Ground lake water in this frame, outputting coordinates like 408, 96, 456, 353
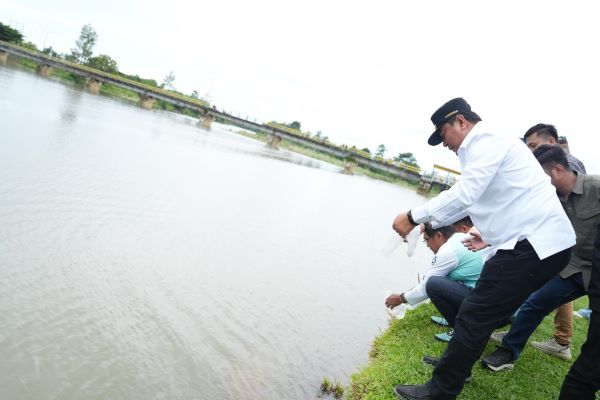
0, 64, 431, 399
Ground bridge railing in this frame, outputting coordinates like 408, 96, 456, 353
266, 122, 332, 143
264, 123, 422, 174
265, 122, 334, 145
352, 149, 421, 174
394, 161, 421, 174
0, 40, 210, 109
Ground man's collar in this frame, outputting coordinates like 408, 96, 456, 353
572, 172, 584, 195
458, 122, 483, 151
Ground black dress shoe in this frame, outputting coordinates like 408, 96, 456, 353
394, 384, 432, 399
421, 356, 472, 383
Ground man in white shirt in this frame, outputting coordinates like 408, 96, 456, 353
390, 98, 575, 400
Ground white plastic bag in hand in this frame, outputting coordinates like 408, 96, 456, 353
404, 225, 421, 257
381, 225, 421, 257
387, 303, 408, 319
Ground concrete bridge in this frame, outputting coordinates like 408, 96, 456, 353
0, 40, 422, 182
0, 40, 212, 112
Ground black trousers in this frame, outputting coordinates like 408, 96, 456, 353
559, 310, 600, 399
428, 240, 572, 399
558, 219, 600, 399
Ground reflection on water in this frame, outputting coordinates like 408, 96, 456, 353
60, 87, 83, 124
170, 114, 335, 172
0, 64, 430, 399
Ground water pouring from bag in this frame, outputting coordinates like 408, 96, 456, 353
381, 225, 421, 257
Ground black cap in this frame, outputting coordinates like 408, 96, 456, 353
428, 98, 481, 146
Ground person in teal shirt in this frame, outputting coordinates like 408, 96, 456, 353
385, 224, 484, 343
424, 224, 484, 341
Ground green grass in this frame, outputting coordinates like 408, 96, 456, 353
17, 58, 79, 84
320, 376, 345, 399
347, 298, 592, 400
14, 57, 139, 104
17, 57, 38, 70
99, 83, 139, 103
321, 376, 332, 393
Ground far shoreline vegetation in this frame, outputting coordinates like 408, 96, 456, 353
0, 22, 434, 193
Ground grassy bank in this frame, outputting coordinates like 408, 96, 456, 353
14, 57, 201, 113
17, 57, 137, 101
17, 57, 78, 83
347, 298, 591, 400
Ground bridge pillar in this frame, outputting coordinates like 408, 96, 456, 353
417, 180, 432, 196
342, 161, 357, 175
138, 94, 155, 110
200, 114, 214, 130
0, 51, 8, 63
36, 64, 53, 77
85, 78, 102, 94
267, 134, 282, 149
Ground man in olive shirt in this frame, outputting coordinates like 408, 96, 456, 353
482, 144, 600, 371
559, 221, 600, 399
523, 123, 587, 360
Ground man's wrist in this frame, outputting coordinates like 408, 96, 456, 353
407, 210, 417, 226
400, 293, 407, 303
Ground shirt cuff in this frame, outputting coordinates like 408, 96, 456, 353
403, 288, 425, 306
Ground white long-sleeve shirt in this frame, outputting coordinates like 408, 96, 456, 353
411, 123, 575, 260
404, 233, 482, 305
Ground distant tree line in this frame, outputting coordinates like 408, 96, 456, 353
0, 22, 209, 115
0, 22, 23, 43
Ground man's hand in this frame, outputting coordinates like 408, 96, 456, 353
385, 293, 405, 309
462, 227, 489, 251
392, 213, 414, 238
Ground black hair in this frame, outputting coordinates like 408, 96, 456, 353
447, 112, 482, 125
524, 123, 559, 141
423, 224, 455, 240
452, 216, 473, 228
533, 144, 570, 170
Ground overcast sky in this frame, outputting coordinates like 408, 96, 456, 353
3, 0, 600, 172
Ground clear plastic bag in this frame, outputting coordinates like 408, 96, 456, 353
381, 225, 421, 257
405, 225, 421, 257
387, 303, 408, 319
